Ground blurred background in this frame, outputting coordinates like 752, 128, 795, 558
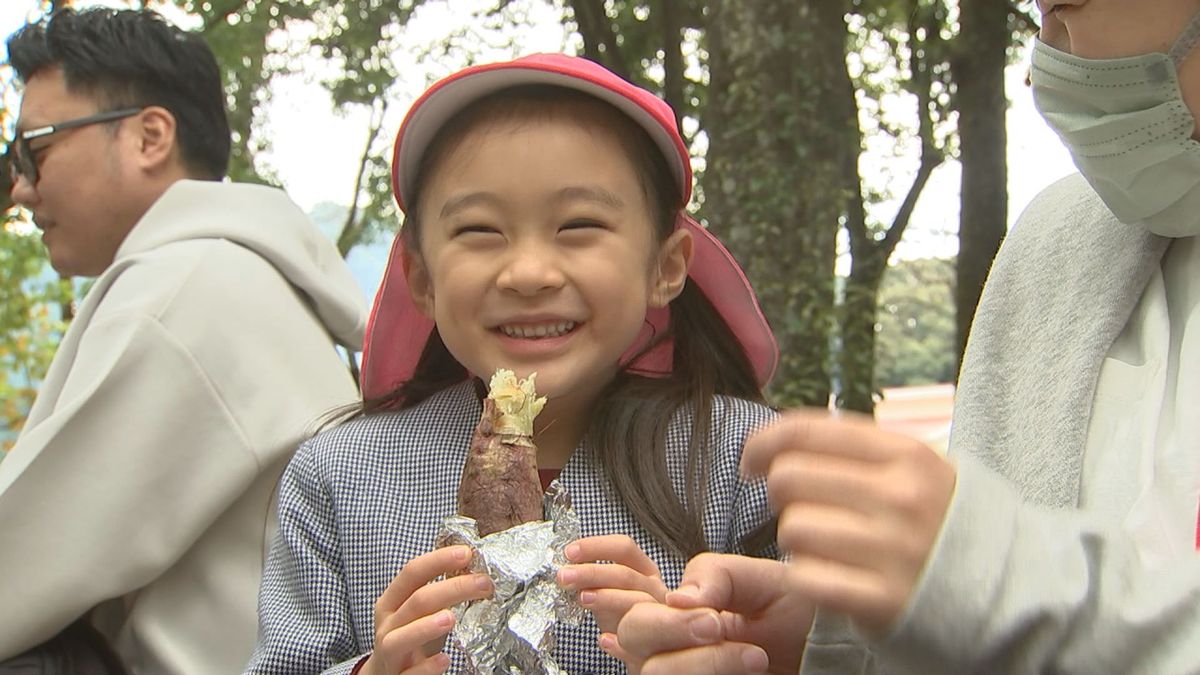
0, 0, 1073, 452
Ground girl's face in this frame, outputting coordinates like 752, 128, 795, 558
406, 114, 691, 431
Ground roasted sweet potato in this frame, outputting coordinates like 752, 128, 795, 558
458, 370, 546, 536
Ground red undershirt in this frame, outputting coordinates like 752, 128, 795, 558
539, 468, 561, 492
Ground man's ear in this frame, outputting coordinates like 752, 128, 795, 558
131, 106, 179, 173
650, 227, 693, 308
403, 246, 436, 318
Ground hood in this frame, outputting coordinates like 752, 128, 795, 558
116, 179, 366, 349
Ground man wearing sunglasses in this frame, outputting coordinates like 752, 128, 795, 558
0, 8, 366, 674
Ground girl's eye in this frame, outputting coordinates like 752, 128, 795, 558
452, 224, 500, 237
560, 219, 605, 232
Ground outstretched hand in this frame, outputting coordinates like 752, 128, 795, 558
609, 553, 813, 675
742, 409, 956, 636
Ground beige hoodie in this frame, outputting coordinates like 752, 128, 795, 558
0, 180, 366, 674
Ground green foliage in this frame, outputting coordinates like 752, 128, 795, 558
153, 0, 426, 188
874, 257, 956, 387
1, 68, 13, 217
167, 0, 313, 184
0, 68, 73, 454
0, 216, 73, 453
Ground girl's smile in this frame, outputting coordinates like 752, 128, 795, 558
492, 318, 582, 360
495, 320, 579, 339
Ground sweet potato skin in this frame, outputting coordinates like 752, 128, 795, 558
458, 398, 543, 536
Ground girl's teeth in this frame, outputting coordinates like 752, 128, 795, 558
500, 321, 576, 338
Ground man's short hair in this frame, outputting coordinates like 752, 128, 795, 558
6, 7, 231, 180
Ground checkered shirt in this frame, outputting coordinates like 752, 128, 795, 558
246, 381, 778, 674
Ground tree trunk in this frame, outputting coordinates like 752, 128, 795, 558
701, 0, 843, 407
830, 0, 945, 414
953, 0, 1010, 374
658, 0, 686, 134
840, 250, 887, 413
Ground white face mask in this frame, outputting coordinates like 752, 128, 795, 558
1030, 12, 1200, 238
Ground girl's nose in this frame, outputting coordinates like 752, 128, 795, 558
496, 244, 565, 296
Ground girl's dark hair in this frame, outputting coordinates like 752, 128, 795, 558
7, 7, 231, 180
358, 86, 772, 558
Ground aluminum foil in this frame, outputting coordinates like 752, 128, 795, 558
437, 480, 583, 674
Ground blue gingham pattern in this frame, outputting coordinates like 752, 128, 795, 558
246, 381, 778, 674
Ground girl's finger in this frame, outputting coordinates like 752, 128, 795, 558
380, 572, 493, 635
376, 546, 473, 620
559, 563, 666, 599
566, 535, 661, 577
375, 609, 456, 671
580, 587, 659, 632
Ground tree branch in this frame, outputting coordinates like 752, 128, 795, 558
881, 152, 941, 256
879, 0, 945, 257
337, 99, 387, 257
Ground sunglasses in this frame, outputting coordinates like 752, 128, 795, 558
7, 107, 144, 185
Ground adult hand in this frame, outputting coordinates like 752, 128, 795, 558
742, 410, 955, 637
609, 553, 813, 675
557, 534, 668, 634
363, 545, 493, 675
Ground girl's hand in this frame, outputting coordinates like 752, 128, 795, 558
363, 545, 494, 675
557, 534, 669, 635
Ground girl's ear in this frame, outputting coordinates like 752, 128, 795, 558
650, 227, 693, 308
402, 247, 436, 318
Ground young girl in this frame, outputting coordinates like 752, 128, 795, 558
247, 53, 781, 675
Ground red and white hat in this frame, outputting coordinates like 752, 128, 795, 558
361, 53, 778, 399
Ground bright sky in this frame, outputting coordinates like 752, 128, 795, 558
0, 1, 1077, 263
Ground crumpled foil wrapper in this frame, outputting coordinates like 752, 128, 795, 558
436, 480, 584, 674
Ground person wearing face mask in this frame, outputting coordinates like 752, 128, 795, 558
606, 3, 1200, 674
